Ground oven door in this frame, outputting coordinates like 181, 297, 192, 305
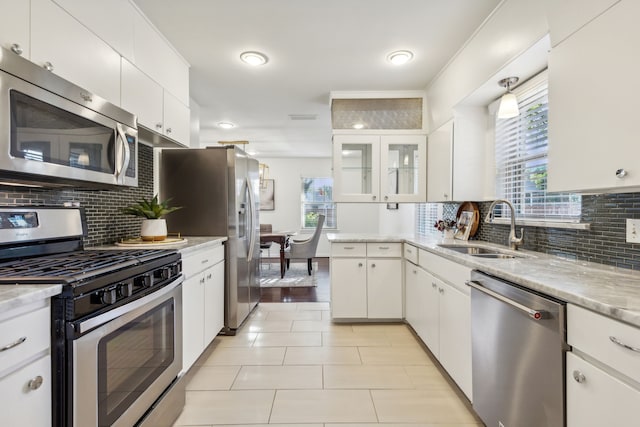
73, 278, 182, 427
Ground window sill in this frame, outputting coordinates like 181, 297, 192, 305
490, 218, 591, 230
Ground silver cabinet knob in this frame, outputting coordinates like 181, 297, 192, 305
155, 123, 163, 130
443, 193, 449, 199
572, 370, 586, 383
10, 43, 23, 55
42, 62, 54, 72
439, 288, 444, 294
166, 127, 172, 134
432, 283, 437, 289
358, 262, 363, 267
372, 195, 377, 201
28, 376, 44, 390
80, 92, 93, 103
371, 263, 376, 268
384, 195, 388, 201
616, 169, 627, 179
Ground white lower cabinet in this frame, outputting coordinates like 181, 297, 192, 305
404, 245, 472, 400
566, 304, 640, 426
180, 243, 225, 372
566, 352, 640, 426
330, 242, 402, 320
0, 299, 51, 427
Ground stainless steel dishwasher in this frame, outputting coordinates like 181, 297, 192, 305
469, 270, 567, 427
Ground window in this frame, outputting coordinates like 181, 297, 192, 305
301, 177, 337, 229
494, 71, 581, 221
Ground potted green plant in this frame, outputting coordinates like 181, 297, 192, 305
122, 194, 181, 241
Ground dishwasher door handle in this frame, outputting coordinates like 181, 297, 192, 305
467, 281, 546, 320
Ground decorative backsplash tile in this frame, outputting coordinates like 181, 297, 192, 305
422, 193, 640, 271
331, 98, 423, 129
0, 144, 154, 247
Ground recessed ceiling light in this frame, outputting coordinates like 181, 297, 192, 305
387, 50, 414, 65
240, 51, 268, 66
352, 123, 365, 130
217, 122, 235, 129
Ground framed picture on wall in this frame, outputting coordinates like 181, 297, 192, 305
260, 179, 275, 210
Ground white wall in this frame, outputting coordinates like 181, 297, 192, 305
257, 156, 417, 256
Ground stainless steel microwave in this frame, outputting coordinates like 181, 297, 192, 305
0, 47, 137, 188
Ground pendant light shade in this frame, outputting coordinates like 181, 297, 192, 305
497, 77, 520, 119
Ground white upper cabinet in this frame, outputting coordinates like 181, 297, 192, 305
52, 0, 136, 61
121, 58, 164, 129
31, 0, 122, 104
121, 59, 190, 146
333, 133, 426, 203
0, 0, 30, 58
133, 12, 189, 105
546, 0, 621, 47
547, 0, 640, 193
427, 120, 453, 202
427, 108, 486, 202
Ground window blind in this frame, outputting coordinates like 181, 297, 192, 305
494, 72, 581, 220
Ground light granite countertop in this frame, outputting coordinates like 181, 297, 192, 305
0, 237, 227, 314
0, 284, 62, 313
327, 233, 640, 328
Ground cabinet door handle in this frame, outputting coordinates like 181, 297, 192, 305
572, 370, 586, 383
439, 288, 444, 294
609, 336, 640, 353
202, 259, 210, 264
378, 246, 389, 250
358, 263, 363, 267
412, 269, 417, 274
406, 249, 413, 254
28, 376, 44, 390
11, 43, 23, 55
615, 169, 627, 179
371, 263, 376, 268
166, 127, 173, 134
200, 277, 205, 284
432, 283, 437, 289
343, 246, 355, 250
0, 336, 27, 352
207, 274, 212, 279
372, 195, 377, 201
155, 123, 163, 130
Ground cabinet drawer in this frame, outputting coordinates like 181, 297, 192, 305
331, 242, 366, 257
182, 244, 224, 278
0, 303, 50, 373
0, 355, 51, 426
568, 304, 640, 382
367, 242, 402, 257
418, 249, 471, 294
404, 243, 418, 264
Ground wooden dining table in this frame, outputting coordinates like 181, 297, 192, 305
259, 231, 295, 278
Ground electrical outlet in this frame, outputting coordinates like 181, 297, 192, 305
626, 219, 640, 243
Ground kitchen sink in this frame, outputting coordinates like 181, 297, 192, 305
437, 244, 529, 259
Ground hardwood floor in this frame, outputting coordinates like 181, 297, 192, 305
259, 257, 330, 303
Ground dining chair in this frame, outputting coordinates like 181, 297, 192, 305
284, 214, 325, 275
260, 224, 273, 269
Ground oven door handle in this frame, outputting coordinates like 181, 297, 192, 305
77, 276, 183, 334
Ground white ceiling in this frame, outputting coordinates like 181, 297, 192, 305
133, 0, 502, 158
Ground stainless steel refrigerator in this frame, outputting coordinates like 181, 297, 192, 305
160, 146, 260, 334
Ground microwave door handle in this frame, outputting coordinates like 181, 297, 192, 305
115, 124, 131, 183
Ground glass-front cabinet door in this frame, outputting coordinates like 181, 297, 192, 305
333, 135, 380, 202
380, 135, 427, 203
333, 134, 426, 203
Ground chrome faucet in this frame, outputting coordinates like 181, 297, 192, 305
484, 199, 524, 250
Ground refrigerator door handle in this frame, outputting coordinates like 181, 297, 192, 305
246, 178, 257, 262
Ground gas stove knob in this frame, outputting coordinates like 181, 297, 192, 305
100, 288, 117, 305
160, 267, 171, 280
118, 282, 133, 298
135, 274, 151, 288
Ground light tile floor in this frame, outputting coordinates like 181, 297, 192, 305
173, 302, 482, 427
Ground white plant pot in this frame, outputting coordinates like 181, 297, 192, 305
443, 228, 455, 241
140, 219, 167, 241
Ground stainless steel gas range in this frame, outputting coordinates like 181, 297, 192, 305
0, 207, 184, 427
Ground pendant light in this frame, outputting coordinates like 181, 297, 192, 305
497, 77, 519, 119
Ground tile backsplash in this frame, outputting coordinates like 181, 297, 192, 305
430, 193, 640, 271
0, 144, 154, 247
